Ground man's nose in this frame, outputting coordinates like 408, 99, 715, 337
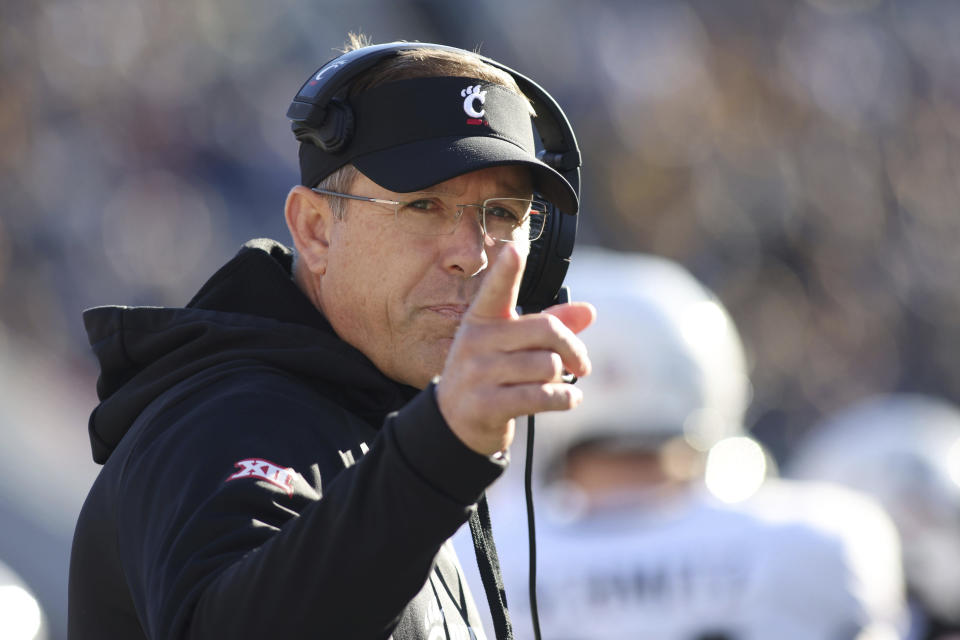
442, 205, 491, 277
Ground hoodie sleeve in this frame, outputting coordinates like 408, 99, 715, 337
113, 370, 505, 639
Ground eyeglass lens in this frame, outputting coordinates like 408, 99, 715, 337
395, 197, 547, 242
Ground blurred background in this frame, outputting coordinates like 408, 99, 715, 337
2, 0, 960, 637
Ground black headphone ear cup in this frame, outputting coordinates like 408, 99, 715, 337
519, 202, 575, 313
292, 98, 355, 153
519, 214, 548, 308
315, 99, 354, 153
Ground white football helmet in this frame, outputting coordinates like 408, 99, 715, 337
787, 393, 960, 625
543, 246, 752, 461
0, 559, 47, 640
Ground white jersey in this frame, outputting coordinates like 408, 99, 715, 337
457, 477, 908, 640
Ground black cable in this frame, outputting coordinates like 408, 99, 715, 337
521, 285, 572, 640
525, 413, 542, 640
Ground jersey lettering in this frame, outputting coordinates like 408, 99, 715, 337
226, 458, 296, 496
338, 441, 370, 469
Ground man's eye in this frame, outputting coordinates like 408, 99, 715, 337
487, 206, 522, 222
406, 199, 441, 211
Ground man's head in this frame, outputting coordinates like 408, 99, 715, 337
284, 38, 577, 389
291, 38, 578, 216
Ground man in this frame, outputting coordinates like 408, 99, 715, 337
68, 37, 594, 639
464, 247, 909, 640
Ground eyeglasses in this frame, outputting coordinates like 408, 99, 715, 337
310, 188, 550, 243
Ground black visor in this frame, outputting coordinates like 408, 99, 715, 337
299, 76, 579, 215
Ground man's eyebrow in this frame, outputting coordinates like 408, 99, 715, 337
409, 176, 534, 199
408, 186, 534, 199
497, 184, 534, 197
477, 179, 536, 198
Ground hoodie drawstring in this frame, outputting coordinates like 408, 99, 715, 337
469, 493, 513, 640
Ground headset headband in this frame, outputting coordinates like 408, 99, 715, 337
287, 41, 582, 201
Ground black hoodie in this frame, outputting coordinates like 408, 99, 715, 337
68, 239, 505, 639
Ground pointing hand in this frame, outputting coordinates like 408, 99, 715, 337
436, 244, 596, 456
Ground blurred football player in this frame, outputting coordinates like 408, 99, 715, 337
788, 393, 960, 640
457, 246, 909, 640
0, 558, 47, 640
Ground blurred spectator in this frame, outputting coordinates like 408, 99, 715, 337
456, 247, 909, 640
0, 332, 99, 640
787, 393, 960, 640
3, 0, 960, 462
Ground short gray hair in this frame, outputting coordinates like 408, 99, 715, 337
314, 164, 360, 219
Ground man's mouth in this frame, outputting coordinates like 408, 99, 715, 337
427, 304, 469, 320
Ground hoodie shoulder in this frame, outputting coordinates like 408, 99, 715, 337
81, 239, 417, 466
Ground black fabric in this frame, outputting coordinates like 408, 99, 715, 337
70, 238, 508, 640
298, 76, 578, 215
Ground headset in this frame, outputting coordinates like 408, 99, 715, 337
286, 42, 582, 313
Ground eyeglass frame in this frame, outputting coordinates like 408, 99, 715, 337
309, 187, 550, 243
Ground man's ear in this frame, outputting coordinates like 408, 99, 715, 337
285, 186, 333, 275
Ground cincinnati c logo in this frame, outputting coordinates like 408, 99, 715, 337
461, 85, 488, 125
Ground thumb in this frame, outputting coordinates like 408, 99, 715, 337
468, 244, 526, 320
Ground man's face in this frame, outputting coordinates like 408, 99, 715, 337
318, 165, 535, 389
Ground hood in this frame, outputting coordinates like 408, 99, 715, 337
83, 238, 419, 464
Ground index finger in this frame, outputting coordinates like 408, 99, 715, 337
468, 243, 526, 320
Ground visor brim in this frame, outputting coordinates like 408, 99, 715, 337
351, 136, 579, 215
